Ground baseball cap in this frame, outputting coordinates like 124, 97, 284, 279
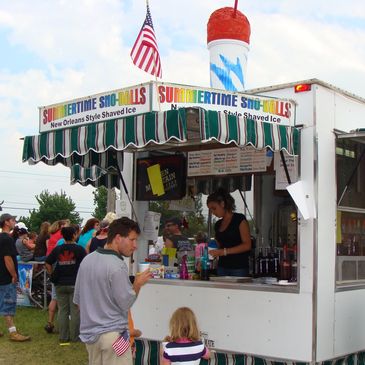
16, 222, 28, 230
0, 213, 17, 223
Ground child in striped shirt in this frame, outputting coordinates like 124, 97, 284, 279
161, 307, 210, 365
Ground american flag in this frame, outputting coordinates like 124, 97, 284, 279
112, 331, 130, 356
130, 3, 162, 78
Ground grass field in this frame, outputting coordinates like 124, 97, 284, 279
0, 307, 88, 365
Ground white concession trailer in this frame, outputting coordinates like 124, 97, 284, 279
23, 79, 365, 364
131, 79, 365, 365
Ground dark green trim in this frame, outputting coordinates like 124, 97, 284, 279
165, 109, 181, 139
87, 123, 97, 151
278, 124, 288, 151
125, 116, 136, 144
54, 129, 64, 155
293, 127, 300, 155
144, 113, 157, 141
105, 119, 117, 147
227, 114, 238, 142
263, 122, 273, 148
95, 247, 124, 261
246, 118, 257, 146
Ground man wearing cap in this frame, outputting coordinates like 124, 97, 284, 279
164, 217, 193, 252
0, 213, 30, 342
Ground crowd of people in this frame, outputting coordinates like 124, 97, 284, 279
0, 212, 209, 365
0, 187, 251, 365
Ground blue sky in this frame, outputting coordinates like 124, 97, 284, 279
0, 0, 365, 221
0, 31, 42, 71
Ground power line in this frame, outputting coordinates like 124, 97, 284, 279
0, 169, 68, 178
4, 201, 93, 209
2, 206, 93, 214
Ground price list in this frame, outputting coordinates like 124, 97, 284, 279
188, 147, 267, 177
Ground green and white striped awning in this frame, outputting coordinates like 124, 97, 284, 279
22, 109, 186, 166
198, 109, 299, 155
22, 108, 300, 189
135, 339, 365, 365
70, 165, 120, 189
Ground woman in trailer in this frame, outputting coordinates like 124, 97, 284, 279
206, 188, 252, 277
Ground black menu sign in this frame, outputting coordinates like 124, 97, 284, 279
136, 155, 187, 201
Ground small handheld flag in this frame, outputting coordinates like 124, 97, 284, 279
112, 331, 130, 356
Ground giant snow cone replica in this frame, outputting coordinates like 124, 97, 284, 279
207, 7, 251, 91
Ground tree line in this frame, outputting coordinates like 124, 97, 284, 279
20, 188, 207, 236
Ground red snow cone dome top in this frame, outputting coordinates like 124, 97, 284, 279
207, 7, 250, 44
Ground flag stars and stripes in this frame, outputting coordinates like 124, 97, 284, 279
130, 4, 162, 78
112, 331, 130, 356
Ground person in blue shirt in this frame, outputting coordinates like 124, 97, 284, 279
77, 218, 99, 250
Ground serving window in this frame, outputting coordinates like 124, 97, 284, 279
336, 131, 365, 285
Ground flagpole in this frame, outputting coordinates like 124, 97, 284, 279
233, 0, 238, 17
148, 0, 162, 112
131, 0, 162, 110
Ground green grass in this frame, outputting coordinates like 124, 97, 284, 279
0, 307, 88, 365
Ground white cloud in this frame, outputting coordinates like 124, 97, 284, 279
1, 0, 365, 221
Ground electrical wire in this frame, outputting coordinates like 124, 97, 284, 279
4, 201, 93, 209
2, 206, 93, 214
0, 170, 68, 178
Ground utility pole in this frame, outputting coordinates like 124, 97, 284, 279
106, 188, 116, 213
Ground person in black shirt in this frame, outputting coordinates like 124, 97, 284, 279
207, 188, 252, 277
86, 219, 109, 254
164, 217, 193, 252
46, 226, 86, 343
0, 213, 30, 341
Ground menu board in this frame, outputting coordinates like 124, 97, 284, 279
187, 147, 267, 177
136, 155, 187, 200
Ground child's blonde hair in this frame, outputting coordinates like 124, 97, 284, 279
168, 307, 200, 342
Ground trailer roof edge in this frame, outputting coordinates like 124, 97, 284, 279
245, 78, 365, 104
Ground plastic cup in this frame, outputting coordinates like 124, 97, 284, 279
138, 262, 150, 273
208, 39, 249, 91
208, 247, 215, 260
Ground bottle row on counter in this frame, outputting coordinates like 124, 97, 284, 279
141, 244, 215, 281
253, 244, 297, 282
139, 243, 298, 284
337, 235, 365, 256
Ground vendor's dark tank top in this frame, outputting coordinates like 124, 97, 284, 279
215, 213, 249, 270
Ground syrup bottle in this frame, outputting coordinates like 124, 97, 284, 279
290, 245, 298, 282
179, 255, 188, 280
280, 244, 291, 281
200, 246, 210, 281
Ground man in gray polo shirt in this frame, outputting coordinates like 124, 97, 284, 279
74, 217, 151, 365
